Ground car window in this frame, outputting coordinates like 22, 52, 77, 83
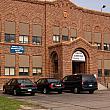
18, 79, 33, 85
82, 75, 96, 82
47, 79, 60, 83
7, 79, 12, 85
63, 77, 68, 81
10, 79, 16, 85
36, 79, 43, 84
73, 75, 81, 80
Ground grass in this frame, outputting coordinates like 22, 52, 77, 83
0, 96, 22, 110
0, 96, 47, 110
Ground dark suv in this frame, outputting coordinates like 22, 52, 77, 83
62, 74, 98, 94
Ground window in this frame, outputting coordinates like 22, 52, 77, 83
62, 35, 68, 41
70, 28, 77, 41
5, 21, 16, 43
94, 42, 101, 50
53, 35, 60, 43
33, 68, 42, 76
32, 36, 41, 45
94, 32, 101, 50
19, 35, 28, 44
98, 69, 102, 77
84, 31, 92, 43
5, 34, 15, 43
5, 67, 15, 76
62, 28, 68, 41
103, 33, 110, 51
104, 69, 110, 77
104, 43, 110, 51
32, 24, 42, 45
19, 67, 29, 76
53, 26, 60, 43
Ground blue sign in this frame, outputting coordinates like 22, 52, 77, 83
10, 45, 24, 54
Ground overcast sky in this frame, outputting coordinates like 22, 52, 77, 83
71, 0, 110, 13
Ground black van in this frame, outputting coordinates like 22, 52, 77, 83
62, 74, 98, 94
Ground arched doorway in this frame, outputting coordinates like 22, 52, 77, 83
51, 52, 59, 78
72, 50, 86, 74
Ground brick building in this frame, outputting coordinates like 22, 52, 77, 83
0, 0, 110, 88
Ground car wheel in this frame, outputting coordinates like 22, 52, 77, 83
13, 89, 18, 96
3, 88, 7, 94
74, 88, 80, 94
43, 88, 48, 94
89, 90, 94, 94
58, 90, 62, 94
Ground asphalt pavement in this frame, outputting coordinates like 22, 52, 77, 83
1, 90, 110, 110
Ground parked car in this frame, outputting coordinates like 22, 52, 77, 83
35, 78, 64, 94
3, 78, 37, 95
62, 74, 98, 94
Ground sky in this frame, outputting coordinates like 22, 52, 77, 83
71, 0, 110, 13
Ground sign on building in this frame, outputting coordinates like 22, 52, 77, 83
10, 45, 24, 54
72, 51, 85, 62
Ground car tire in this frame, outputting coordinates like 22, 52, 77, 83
3, 88, 7, 94
43, 88, 48, 94
13, 89, 18, 96
74, 88, 80, 94
89, 90, 94, 94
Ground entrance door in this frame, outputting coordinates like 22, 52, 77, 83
72, 51, 86, 74
72, 61, 85, 74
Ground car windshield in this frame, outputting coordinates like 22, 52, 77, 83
18, 79, 33, 85
82, 75, 96, 82
47, 79, 60, 83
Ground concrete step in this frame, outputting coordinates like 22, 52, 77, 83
98, 83, 108, 90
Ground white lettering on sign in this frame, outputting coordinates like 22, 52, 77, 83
72, 51, 85, 62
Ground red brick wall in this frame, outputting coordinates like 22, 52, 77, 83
0, 0, 110, 88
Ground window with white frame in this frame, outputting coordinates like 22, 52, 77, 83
19, 67, 29, 76
53, 35, 60, 43
19, 35, 28, 44
5, 67, 15, 76
94, 32, 101, 50
32, 24, 42, 45
5, 21, 16, 43
104, 43, 110, 51
33, 68, 42, 76
104, 33, 110, 51
70, 28, 77, 41
62, 28, 69, 41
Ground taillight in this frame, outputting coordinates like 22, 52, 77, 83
16, 84, 25, 88
49, 83, 54, 88
82, 81, 84, 85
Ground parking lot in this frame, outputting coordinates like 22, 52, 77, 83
1, 90, 110, 110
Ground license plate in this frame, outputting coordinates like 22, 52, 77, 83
56, 84, 61, 87
28, 89, 32, 91
89, 84, 93, 87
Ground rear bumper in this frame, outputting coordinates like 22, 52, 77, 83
82, 86, 98, 91
17, 88, 37, 93
49, 87, 63, 92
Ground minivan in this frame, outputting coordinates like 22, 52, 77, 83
62, 74, 98, 94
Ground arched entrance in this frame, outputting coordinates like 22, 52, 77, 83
72, 50, 86, 74
51, 52, 59, 78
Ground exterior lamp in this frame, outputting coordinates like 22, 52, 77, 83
101, 5, 106, 12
